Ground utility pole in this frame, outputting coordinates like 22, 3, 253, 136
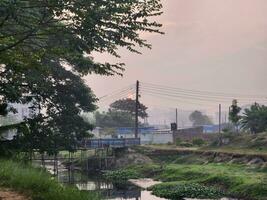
219, 104, 221, 133
175, 108, 178, 128
135, 80, 139, 138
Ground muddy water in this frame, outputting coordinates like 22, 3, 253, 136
56, 170, 164, 200
54, 169, 237, 200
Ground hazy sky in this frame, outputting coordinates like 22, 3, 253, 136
85, 0, 267, 122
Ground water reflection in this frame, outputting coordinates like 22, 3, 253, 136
49, 166, 237, 200
56, 170, 165, 200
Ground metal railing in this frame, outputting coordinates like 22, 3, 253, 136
81, 138, 140, 149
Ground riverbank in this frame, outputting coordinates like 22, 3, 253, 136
103, 146, 267, 200
0, 188, 29, 200
0, 159, 100, 200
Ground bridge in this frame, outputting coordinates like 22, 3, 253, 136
80, 138, 140, 149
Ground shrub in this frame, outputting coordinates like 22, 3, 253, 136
179, 142, 193, 147
192, 138, 205, 146
175, 138, 182, 146
0, 159, 99, 200
151, 182, 224, 199
103, 169, 139, 182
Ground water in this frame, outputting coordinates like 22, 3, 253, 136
56, 170, 166, 200
43, 163, 237, 200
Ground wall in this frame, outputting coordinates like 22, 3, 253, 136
118, 132, 173, 145
173, 127, 217, 142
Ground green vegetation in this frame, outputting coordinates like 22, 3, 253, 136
127, 161, 267, 199
0, 0, 163, 157
206, 132, 267, 153
0, 159, 100, 200
241, 103, 267, 134
120, 142, 267, 200
192, 138, 206, 146
150, 183, 224, 199
104, 169, 140, 182
95, 98, 148, 128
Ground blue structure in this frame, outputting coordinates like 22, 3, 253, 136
203, 124, 228, 133
81, 138, 140, 149
117, 127, 156, 135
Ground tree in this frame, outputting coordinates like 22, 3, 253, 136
241, 103, 267, 134
0, 0, 163, 75
0, 1, 163, 154
110, 98, 148, 119
95, 110, 135, 128
229, 99, 241, 132
189, 111, 213, 127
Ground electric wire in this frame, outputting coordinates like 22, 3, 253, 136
141, 82, 267, 99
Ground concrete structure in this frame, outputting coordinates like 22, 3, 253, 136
173, 126, 217, 143
116, 127, 173, 145
203, 124, 230, 133
0, 102, 35, 141
81, 138, 140, 149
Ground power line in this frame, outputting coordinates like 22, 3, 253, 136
141, 89, 237, 103
141, 85, 266, 102
98, 84, 134, 101
141, 82, 267, 99
97, 89, 134, 104
141, 92, 220, 108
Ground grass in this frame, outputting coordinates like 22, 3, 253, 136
150, 182, 224, 199
0, 159, 100, 200
117, 155, 267, 200
199, 132, 266, 153
143, 132, 267, 155
103, 169, 140, 182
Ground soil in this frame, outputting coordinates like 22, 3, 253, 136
0, 188, 29, 200
115, 149, 153, 168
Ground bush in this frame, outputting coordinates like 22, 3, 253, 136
0, 159, 99, 200
175, 138, 182, 146
103, 169, 139, 182
150, 182, 224, 199
179, 142, 193, 147
192, 138, 205, 146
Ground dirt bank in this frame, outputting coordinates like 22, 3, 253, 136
0, 188, 29, 200
135, 146, 267, 167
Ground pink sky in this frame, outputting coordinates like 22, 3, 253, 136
85, 0, 267, 117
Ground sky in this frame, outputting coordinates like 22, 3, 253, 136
85, 0, 267, 125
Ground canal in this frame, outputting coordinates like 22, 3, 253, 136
56, 169, 166, 200
50, 167, 237, 200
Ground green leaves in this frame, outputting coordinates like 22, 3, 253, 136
110, 98, 148, 119
241, 103, 267, 134
0, 0, 162, 153
151, 183, 224, 199
229, 99, 242, 126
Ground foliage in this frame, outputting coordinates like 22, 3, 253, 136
189, 110, 213, 126
192, 138, 205, 146
0, 159, 100, 200
110, 98, 148, 119
150, 182, 224, 199
229, 99, 242, 131
175, 138, 182, 146
103, 169, 139, 182
95, 98, 149, 128
179, 142, 193, 147
0, 0, 163, 154
95, 110, 135, 128
125, 145, 267, 199
241, 103, 267, 134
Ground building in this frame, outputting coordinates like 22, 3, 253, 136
0, 102, 34, 141
173, 126, 218, 143
117, 127, 173, 145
